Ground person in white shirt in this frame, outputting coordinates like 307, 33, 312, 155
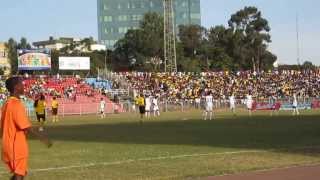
99, 98, 106, 119
145, 95, 152, 119
292, 93, 300, 116
246, 93, 253, 116
195, 97, 201, 109
203, 91, 214, 120
229, 93, 236, 116
152, 96, 160, 117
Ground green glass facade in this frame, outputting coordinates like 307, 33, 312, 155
97, 0, 201, 49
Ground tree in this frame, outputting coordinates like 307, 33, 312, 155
140, 12, 164, 59
5, 38, 18, 74
114, 12, 164, 71
178, 25, 206, 58
114, 29, 145, 70
80, 37, 95, 51
50, 49, 60, 74
302, 61, 315, 69
17, 37, 31, 50
228, 6, 275, 72
206, 26, 235, 70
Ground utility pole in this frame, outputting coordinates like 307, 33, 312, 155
104, 50, 107, 78
163, 0, 177, 72
296, 13, 301, 65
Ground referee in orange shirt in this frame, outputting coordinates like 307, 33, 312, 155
1, 77, 52, 180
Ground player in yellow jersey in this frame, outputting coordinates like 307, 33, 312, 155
35, 94, 46, 131
51, 97, 59, 122
134, 95, 139, 113
137, 94, 145, 124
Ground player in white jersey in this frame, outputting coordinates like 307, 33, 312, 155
145, 95, 152, 119
203, 91, 214, 120
292, 93, 300, 116
246, 93, 253, 116
152, 96, 160, 117
99, 98, 106, 119
229, 93, 236, 116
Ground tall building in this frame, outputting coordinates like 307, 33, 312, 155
97, 0, 201, 49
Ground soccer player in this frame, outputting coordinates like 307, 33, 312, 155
292, 93, 300, 116
246, 93, 253, 117
203, 91, 214, 120
145, 95, 152, 119
35, 94, 46, 131
152, 96, 160, 117
270, 94, 279, 116
229, 93, 236, 116
51, 97, 59, 122
1, 77, 52, 180
137, 94, 145, 123
99, 97, 106, 119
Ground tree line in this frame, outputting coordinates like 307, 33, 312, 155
113, 6, 277, 72
4, 6, 317, 75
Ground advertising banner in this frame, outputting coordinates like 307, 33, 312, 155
311, 100, 320, 109
18, 49, 51, 70
280, 103, 312, 110
59, 57, 90, 70
253, 102, 281, 111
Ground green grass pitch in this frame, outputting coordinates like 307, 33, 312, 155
1, 109, 320, 179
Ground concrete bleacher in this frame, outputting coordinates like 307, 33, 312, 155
22, 77, 123, 116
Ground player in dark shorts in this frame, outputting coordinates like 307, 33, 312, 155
51, 97, 59, 122
137, 94, 146, 123
139, 105, 146, 115
52, 108, 58, 116
35, 94, 46, 131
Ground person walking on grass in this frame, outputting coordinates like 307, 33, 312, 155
51, 97, 59, 122
203, 91, 214, 120
35, 94, 46, 131
292, 93, 300, 116
99, 97, 106, 119
145, 94, 152, 119
152, 96, 160, 117
246, 92, 253, 117
229, 93, 236, 116
1, 77, 52, 180
137, 94, 146, 124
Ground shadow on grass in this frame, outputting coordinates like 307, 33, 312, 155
34, 114, 320, 156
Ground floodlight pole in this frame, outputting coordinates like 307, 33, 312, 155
163, 0, 177, 73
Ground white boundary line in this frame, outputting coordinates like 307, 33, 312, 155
152, 162, 320, 180
0, 145, 319, 175
0, 150, 264, 175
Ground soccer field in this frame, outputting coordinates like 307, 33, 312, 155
1, 109, 320, 180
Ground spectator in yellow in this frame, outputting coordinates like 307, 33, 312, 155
35, 94, 46, 131
51, 96, 59, 122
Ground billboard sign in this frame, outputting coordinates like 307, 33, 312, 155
59, 57, 90, 70
18, 49, 51, 70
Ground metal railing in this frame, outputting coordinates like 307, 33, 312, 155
22, 97, 320, 118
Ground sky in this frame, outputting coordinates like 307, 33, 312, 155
0, 0, 319, 65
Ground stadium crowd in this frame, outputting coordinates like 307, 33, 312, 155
121, 70, 320, 102
0, 69, 319, 107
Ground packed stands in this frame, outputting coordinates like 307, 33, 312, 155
113, 70, 320, 101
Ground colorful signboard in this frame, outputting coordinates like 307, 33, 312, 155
18, 49, 51, 70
